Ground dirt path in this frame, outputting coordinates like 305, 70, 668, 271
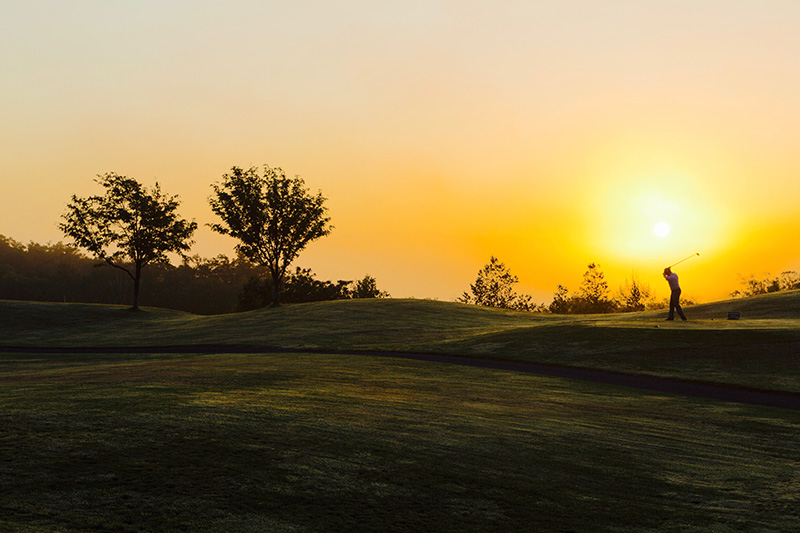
3, 345, 800, 411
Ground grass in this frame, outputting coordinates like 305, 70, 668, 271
2, 292, 800, 392
2, 351, 799, 532
0, 298, 538, 349
2, 293, 799, 530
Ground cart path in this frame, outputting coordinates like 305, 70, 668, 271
3, 344, 800, 411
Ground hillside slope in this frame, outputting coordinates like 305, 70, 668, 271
2, 293, 800, 392
2, 291, 799, 350
686, 289, 800, 319
0, 298, 548, 349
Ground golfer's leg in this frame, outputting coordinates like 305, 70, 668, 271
676, 300, 687, 321
668, 293, 675, 320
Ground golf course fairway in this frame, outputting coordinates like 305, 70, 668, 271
1, 292, 799, 531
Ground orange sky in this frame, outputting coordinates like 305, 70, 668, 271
2, 1, 799, 304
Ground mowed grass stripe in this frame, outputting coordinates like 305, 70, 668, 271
1, 352, 799, 531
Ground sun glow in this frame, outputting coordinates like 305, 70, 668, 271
654, 222, 670, 238
584, 169, 731, 265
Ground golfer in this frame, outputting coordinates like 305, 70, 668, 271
663, 267, 687, 321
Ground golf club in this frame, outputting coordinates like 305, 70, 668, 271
668, 252, 700, 269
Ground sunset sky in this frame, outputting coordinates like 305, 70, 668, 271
2, 1, 799, 304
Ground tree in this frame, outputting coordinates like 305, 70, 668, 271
574, 263, 616, 314
778, 271, 800, 291
0, 235, 124, 304
730, 271, 800, 298
549, 284, 573, 314
139, 253, 267, 314
352, 274, 390, 299
209, 165, 332, 306
282, 267, 352, 303
459, 256, 533, 310
237, 267, 352, 310
59, 173, 197, 310
617, 272, 653, 312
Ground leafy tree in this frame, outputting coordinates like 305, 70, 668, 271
573, 263, 616, 314
2, 234, 390, 314
1, 236, 81, 302
209, 166, 332, 306
730, 271, 800, 298
549, 284, 573, 314
459, 256, 534, 310
59, 173, 197, 310
0, 235, 133, 305
283, 268, 352, 303
140, 253, 267, 314
778, 271, 800, 291
352, 274, 390, 299
617, 272, 653, 312
237, 267, 352, 310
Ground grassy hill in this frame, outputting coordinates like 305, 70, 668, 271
2, 293, 800, 530
689, 289, 800, 319
3, 289, 800, 346
0, 298, 539, 349
2, 291, 800, 391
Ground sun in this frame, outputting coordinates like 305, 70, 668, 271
653, 221, 671, 238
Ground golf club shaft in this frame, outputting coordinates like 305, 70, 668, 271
669, 253, 699, 268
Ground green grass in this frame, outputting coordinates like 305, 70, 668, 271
0, 298, 540, 349
2, 292, 800, 392
2, 351, 799, 532
2, 294, 799, 530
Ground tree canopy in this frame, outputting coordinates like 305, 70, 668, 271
59, 173, 196, 309
573, 263, 616, 313
549, 263, 619, 314
236, 268, 389, 310
209, 166, 332, 306
1, 235, 390, 314
352, 274, 390, 299
459, 256, 536, 311
730, 271, 800, 297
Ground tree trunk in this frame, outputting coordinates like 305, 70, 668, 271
270, 271, 281, 307
132, 263, 141, 310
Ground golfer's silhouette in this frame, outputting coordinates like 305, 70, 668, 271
663, 267, 687, 321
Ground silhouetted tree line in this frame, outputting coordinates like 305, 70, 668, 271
0, 235, 388, 314
461, 257, 698, 314
239, 269, 388, 311
730, 271, 800, 298
548, 263, 618, 314
58, 166, 336, 309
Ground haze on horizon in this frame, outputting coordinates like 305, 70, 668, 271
2, 1, 799, 305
